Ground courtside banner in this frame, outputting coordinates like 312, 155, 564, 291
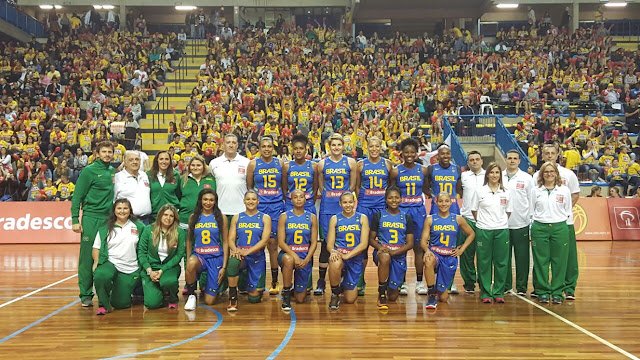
573, 197, 612, 241
607, 198, 640, 241
0, 202, 79, 244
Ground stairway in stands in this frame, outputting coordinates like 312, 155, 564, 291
140, 40, 209, 156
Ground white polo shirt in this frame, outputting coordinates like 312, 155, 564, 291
470, 185, 512, 230
503, 169, 533, 229
460, 169, 486, 221
533, 165, 579, 225
93, 220, 140, 274
531, 185, 572, 223
210, 153, 250, 215
113, 169, 152, 217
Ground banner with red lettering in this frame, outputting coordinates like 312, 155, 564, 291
0, 202, 79, 244
607, 198, 640, 241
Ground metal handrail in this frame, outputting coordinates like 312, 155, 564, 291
151, 87, 169, 143
175, 56, 185, 94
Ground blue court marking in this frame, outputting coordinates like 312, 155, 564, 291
0, 299, 80, 344
101, 304, 223, 360
267, 296, 297, 360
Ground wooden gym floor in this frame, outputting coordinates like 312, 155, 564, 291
0, 242, 639, 360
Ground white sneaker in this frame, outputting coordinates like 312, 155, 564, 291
399, 283, 408, 296
184, 295, 197, 311
415, 282, 428, 295
450, 284, 460, 295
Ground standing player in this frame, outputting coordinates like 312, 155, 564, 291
502, 150, 533, 296
369, 186, 414, 310
282, 134, 318, 214
71, 140, 115, 307
390, 138, 428, 295
246, 136, 285, 295
421, 193, 476, 309
226, 191, 271, 311
457, 151, 484, 293
425, 145, 463, 294
315, 134, 357, 295
326, 192, 370, 309
278, 189, 318, 311
532, 144, 580, 300
184, 189, 229, 310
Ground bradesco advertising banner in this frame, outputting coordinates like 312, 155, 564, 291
0, 202, 79, 243
573, 197, 612, 241
607, 198, 640, 241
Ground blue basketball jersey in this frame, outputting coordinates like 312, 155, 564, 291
429, 213, 459, 255
194, 213, 222, 256
286, 160, 315, 209
285, 210, 313, 253
358, 158, 388, 208
236, 211, 265, 249
396, 164, 425, 208
377, 210, 408, 250
334, 212, 363, 254
254, 158, 283, 204
320, 156, 350, 215
430, 163, 459, 199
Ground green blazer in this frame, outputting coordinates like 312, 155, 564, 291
96, 220, 146, 266
137, 225, 186, 272
147, 169, 181, 218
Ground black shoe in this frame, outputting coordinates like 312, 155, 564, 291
516, 290, 527, 297
530, 292, 538, 298
565, 292, 575, 300
81, 298, 93, 307
314, 279, 326, 296
538, 295, 549, 304
377, 294, 388, 310
281, 296, 291, 311
552, 296, 564, 304
329, 294, 340, 310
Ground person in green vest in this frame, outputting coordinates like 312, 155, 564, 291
92, 198, 146, 315
178, 155, 216, 228
138, 204, 186, 309
71, 140, 115, 307
147, 150, 181, 221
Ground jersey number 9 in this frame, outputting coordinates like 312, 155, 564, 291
346, 233, 356, 247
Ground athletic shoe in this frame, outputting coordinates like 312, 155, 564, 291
314, 279, 326, 296
238, 289, 248, 295
81, 298, 93, 307
227, 298, 238, 312
538, 295, 550, 304
96, 307, 107, 316
377, 294, 388, 310
399, 283, 408, 296
495, 297, 505, 303
357, 287, 365, 296
450, 284, 460, 295
329, 294, 340, 310
184, 295, 197, 311
530, 292, 538, 298
481, 298, 492, 304
565, 292, 575, 300
516, 290, 527, 297
168, 303, 178, 309
269, 282, 280, 295
464, 287, 475, 294
281, 299, 292, 312
552, 296, 564, 304
426, 295, 438, 309
415, 282, 428, 295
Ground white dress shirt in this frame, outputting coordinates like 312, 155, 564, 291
460, 169, 486, 221
113, 169, 152, 217
503, 169, 534, 229
209, 153, 250, 215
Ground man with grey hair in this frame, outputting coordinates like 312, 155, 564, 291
209, 133, 250, 220
113, 150, 152, 224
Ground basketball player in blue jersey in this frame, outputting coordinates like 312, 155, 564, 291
184, 189, 229, 310
246, 136, 285, 295
226, 191, 272, 311
282, 134, 318, 214
369, 185, 415, 310
315, 133, 357, 296
278, 189, 318, 311
421, 193, 475, 309
354, 136, 391, 296
390, 138, 429, 296
326, 192, 370, 309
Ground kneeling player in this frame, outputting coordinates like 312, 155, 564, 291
226, 191, 272, 311
326, 192, 370, 309
278, 189, 318, 311
421, 193, 475, 309
369, 185, 414, 310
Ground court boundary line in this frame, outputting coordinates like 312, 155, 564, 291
0, 274, 77, 309
100, 304, 223, 360
0, 299, 80, 344
513, 293, 640, 360
267, 296, 297, 360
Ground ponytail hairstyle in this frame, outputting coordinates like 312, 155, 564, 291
188, 188, 223, 245
106, 198, 137, 239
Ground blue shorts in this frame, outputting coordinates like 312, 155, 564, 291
319, 213, 333, 240
342, 254, 365, 290
400, 205, 427, 242
429, 198, 460, 215
278, 251, 312, 293
356, 205, 384, 224
195, 254, 224, 297
373, 250, 407, 290
259, 202, 284, 238
285, 201, 317, 216
433, 252, 459, 293
239, 252, 266, 292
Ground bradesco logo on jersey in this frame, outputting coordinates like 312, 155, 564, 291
0, 202, 77, 244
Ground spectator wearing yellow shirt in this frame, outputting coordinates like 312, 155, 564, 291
56, 173, 75, 201
112, 140, 127, 167
563, 142, 581, 173
42, 178, 57, 201
599, 147, 615, 173
618, 145, 632, 168
607, 159, 628, 196
627, 160, 640, 196
168, 134, 185, 154
580, 140, 602, 182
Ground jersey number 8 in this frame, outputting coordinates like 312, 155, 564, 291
202, 230, 211, 244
